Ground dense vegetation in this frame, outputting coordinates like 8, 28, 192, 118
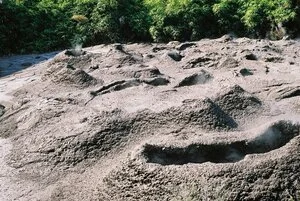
1, 0, 300, 55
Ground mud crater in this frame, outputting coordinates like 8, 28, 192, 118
143, 121, 300, 165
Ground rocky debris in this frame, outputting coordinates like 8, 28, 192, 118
167, 50, 183, 61
175, 42, 196, 51
215, 85, 261, 117
175, 70, 212, 87
273, 85, 300, 101
0, 104, 5, 117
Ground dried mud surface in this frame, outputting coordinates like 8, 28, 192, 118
0, 36, 300, 200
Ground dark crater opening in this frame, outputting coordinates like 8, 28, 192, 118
143, 121, 300, 165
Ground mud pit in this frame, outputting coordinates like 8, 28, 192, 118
143, 121, 300, 165
1, 37, 300, 201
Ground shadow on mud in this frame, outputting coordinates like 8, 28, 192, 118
143, 121, 300, 165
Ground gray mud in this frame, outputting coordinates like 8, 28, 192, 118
0, 37, 300, 201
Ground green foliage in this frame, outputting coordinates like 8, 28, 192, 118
213, 0, 246, 35
0, 0, 299, 55
146, 0, 218, 41
91, 0, 151, 43
242, 0, 295, 37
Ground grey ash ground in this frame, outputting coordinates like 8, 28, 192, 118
0, 36, 300, 200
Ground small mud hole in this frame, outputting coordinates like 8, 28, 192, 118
143, 121, 300, 165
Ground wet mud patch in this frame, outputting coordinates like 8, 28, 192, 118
143, 121, 300, 165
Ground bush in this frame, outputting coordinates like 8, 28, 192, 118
146, 0, 218, 42
213, 0, 246, 36
91, 0, 151, 43
242, 0, 295, 38
0, 0, 299, 55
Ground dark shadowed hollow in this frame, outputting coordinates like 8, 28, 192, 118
143, 121, 300, 165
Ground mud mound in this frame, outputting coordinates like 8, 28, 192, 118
44, 64, 97, 88
116, 54, 142, 66
215, 85, 262, 117
99, 160, 176, 201
218, 57, 239, 69
143, 120, 300, 165
176, 42, 196, 51
161, 98, 237, 130
10, 98, 237, 169
166, 50, 183, 61
175, 70, 212, 87
51, 51, 94, 69
184, 53, 219, 69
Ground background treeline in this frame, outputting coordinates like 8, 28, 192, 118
1, 0, 300, 55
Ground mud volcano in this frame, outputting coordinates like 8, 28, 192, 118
143, 121, 300, 165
